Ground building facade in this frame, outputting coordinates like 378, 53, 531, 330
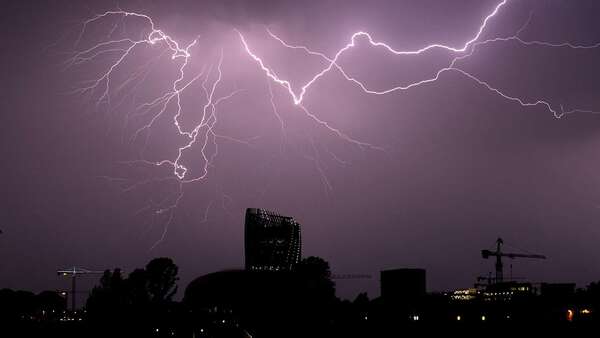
244, 208, 301, 271
380, 268, 426, 303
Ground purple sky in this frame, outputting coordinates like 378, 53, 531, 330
1, 0, 600, 300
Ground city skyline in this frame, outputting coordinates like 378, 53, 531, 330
1, 0, 600, 301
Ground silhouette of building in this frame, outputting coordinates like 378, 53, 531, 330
540, 283, 576, 298
244, 208, 301, 271
380, 268, 426, 302
184, 269, 330, 337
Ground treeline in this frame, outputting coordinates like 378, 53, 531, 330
83, 255, 344, 337
85, 257, 183, 336
0, 288, 66, 323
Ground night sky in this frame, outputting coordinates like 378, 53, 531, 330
1, 0, 600, 299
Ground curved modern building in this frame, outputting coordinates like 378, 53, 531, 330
245, 208, 301, 271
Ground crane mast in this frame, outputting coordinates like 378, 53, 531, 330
57, 267, 104, 311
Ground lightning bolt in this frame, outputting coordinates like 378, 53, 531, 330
71, 0, 600, 247
71, 10, 245, 248
239, 0, 600, 118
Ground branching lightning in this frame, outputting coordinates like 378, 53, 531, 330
239, 0, 600, 118
72, 10, 246, 247
71, 0, 600, 247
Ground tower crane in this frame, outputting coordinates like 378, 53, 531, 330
57, 267, 104, 311
481, 238, 546, 284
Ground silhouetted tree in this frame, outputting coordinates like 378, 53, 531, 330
86, 269, 128, 322
354, 292, 370, 307
290, 256, 337, 336
0, 289, 67, 330
146, 257, 179, 303
296, 256, 336, 301
0, 289, 36, 323
37, 290, 66, 317
126, 268, 150, 307
85, 258, 180, 336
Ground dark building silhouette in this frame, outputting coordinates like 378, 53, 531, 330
380, 268, 426, 302
244, 208, 301, 271
184, 269, 332, 338
540, 283, 576, 298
